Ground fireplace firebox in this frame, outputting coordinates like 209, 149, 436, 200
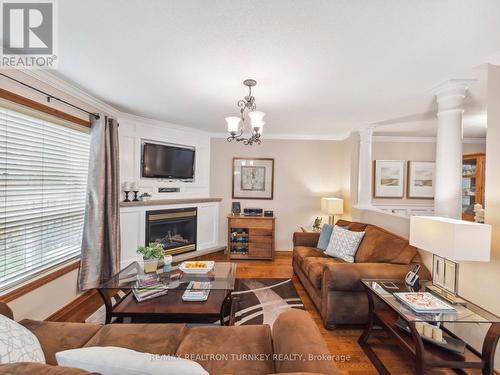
145, 208, 197, 256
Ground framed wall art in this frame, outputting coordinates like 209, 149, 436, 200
407, 161, 435, 199
232, 157, 274, 200
373, 160, 405, 198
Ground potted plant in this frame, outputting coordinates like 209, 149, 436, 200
137, 242, 165, 273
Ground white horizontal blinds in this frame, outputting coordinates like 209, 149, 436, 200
0, 105, 90, 290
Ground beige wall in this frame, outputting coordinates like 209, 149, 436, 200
371, 140, 486, 206
210, 138, 350, 250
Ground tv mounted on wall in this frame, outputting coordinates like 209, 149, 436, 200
141, 142, 195, 180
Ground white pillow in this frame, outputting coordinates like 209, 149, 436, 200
0, 314, 45, 364
56, 346, 208, 375
325, 225, 365, 262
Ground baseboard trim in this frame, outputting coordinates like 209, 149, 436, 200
45, 289, 97, 322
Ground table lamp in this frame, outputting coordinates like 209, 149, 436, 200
321, 197, 343, 225
409, 216, 491, 303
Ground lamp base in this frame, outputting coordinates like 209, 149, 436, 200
425, 284, 467, 306
328, 215, 335, 225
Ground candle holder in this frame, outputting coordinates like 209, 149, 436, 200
123, 191, 131, 202
133, 191, 139, 202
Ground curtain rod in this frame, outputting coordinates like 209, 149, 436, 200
0, 73, 100, 120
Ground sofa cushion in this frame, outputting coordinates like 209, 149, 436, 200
325, 225, 365, 262
83, 323, 187, 355
293, 246, 328, 269
1, 314, 45, 364
316, 224, 333, 251
19, 320, 101, 366
336, 219, 368, 232
355, 225, 417, 264
176, 325, 274, 375
0, 362, 99, 374
302, 257, 345, 289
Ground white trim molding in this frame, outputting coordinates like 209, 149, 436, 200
372, 135, 486, 144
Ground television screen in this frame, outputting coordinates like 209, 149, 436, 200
142, 142, 195, 179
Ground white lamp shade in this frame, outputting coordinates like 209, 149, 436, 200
321, 197, 344, 215
252, 121, 264, 134
409, 216, 491, 261
248, 111, 265, 127
225, 116, 241, 133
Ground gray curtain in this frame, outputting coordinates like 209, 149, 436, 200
78, 115, 121, 291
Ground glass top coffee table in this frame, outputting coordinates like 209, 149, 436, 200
359, 279, 500, 375
97, 261, 237, 325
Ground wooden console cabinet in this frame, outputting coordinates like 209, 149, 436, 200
226, 214, 275, 260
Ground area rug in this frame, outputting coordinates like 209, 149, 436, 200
86, 278, 304, 326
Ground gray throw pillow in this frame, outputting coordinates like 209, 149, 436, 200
325, 225, 365, 262
316, 224, 333, 251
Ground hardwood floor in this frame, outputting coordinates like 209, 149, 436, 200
54, 251, 486, 375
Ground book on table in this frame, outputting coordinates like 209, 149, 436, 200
393, 292, 457, 313
133, 276, 168, 302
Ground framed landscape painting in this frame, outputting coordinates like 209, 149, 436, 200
374, 160, 405, 198
407, 161, 435, 198
232, 157, 274, 199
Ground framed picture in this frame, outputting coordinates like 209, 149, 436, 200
232, 157, 274, 199
407, 161, 435, 198
373, 160, 405, 198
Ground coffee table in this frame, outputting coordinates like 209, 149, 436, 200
359, 279, 500, 375
97, 261, 237, 325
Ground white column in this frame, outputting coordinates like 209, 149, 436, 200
357, 127, 373, 208
434, 82, 468, 218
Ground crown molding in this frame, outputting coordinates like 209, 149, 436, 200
372, 135, 486, 144
17, 68, 120, 116
210, 131, 349, 141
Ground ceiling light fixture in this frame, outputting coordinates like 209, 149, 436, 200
226, 79, 265, 145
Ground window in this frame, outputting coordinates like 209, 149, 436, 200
0, 105, 90, 290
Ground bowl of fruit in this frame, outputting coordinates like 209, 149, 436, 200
179, 261, 215, 274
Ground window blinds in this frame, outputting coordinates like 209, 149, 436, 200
0, 105, 90, 290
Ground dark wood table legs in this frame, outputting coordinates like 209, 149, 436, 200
359, 284, 500, 375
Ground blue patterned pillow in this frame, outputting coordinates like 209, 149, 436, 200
317, 224, 333, 251
325, 225, 365, 262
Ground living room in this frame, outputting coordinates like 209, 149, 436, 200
1, 1, 500, 374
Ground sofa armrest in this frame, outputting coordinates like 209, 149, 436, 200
0, 302, 14, 320
293, 232, 320, 248
272, 309, 339, 375
322, 262, 417, 292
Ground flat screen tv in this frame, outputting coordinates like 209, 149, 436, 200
142, 142, 195, 179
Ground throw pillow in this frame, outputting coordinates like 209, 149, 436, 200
56, 346, 209, 375
325, 225, 365, 262
316, 224, 333, 251
0, 314, 45, 364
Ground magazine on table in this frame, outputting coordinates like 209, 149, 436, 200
182, 281, 212, 301
393, 292, 457, 313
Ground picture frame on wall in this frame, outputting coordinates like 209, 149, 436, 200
373, 160, 405, 198
232, 157, 274, 200
407, 161, 435, 199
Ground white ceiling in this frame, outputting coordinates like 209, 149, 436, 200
54, 0, 500, 138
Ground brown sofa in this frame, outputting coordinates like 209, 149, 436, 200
293, 219, 431, 329
0, 302, 338, 375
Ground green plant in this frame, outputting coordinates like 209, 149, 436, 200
136, 242, 164, 260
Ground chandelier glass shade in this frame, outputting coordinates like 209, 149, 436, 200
226, 79, 265, 145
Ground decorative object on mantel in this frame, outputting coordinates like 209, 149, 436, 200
410, 216, 491, 304
136, 242, 165, 273
131, 182, 139, 202
139, 192, 152, 201
407, 161, 435, 199
122, 181, 131, 202
374, 160, 405, 198
321, 197, 343, 225
225, 79, 265, 145
232, 157, 274, 199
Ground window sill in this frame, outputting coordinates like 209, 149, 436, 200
0, 260, 80, 303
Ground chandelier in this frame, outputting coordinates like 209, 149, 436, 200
225, 79, 265, 145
